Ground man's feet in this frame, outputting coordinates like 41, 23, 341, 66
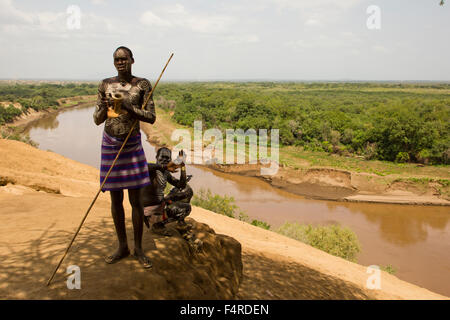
104, 247, 130, 264
151, 222, 171, 236
133, 249, 152, 269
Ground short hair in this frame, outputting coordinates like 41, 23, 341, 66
113, 46, 134, 62
156, 147, 171, 158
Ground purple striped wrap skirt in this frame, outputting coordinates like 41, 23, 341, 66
100, 130, 150, 191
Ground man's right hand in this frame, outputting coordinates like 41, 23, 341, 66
166, 161, 181, 173
101, 96, 112, 110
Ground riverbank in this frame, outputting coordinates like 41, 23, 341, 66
8, 95, 96, 131
140, 107, 450, 206
0, 95, 96, 149
0, 138, 447, 300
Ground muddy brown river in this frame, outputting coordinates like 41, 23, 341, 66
24, 104, 450, 297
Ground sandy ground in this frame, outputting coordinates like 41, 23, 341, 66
0, 186, 242, 299
0, 139, 447, 300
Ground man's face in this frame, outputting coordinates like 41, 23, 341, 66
157, 149, 172, 165
113, 49, 133, 73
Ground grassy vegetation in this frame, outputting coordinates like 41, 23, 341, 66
276, 222, 361, 262
280, 145, 450, 178
155, 82, 450, 165
191, 188, 241, 218
0, 103, 22, 123
380, 265, 397, 275
191, 188, 362, 262
250, 219, 271, 230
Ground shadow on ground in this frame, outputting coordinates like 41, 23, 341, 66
0, 218, 242, 299
237, 251, 371, 299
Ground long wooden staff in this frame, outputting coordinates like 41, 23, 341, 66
46, 53, 174, 286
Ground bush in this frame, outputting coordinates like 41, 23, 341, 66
321, 140, 333, 153
380, 264, 397, 275
191, 189, 271, 230
395, 152, 410, 163
0, 105, 22, 123
416, 149, 432, 164
330, 130, 341, 146
191, 188, 239, 218
276, 222, 361, 262
238, 211, 250, 222
363, 142, 378, 160
250, 219, 271, 230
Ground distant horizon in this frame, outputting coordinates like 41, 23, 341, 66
1, 78, 450, 84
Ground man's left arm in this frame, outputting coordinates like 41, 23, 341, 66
165, 165, 188, 203
124, 79, 156, 124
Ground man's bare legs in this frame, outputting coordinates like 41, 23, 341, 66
105, 190, 130, 263
129, 188, 152, 268
104, 188, 151, 268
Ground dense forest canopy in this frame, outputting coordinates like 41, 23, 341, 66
155, 82, 450, 165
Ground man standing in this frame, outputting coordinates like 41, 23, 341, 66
93, 46, 158, 268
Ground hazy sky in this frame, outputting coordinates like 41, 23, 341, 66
1, 0, 449, 81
